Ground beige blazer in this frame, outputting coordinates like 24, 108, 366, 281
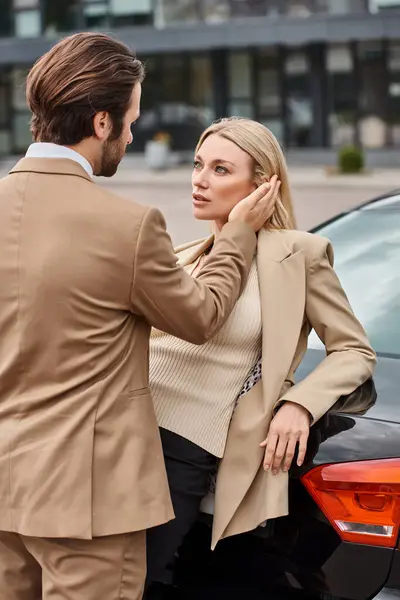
0, 158, 256, 539
175, 228, 376, 549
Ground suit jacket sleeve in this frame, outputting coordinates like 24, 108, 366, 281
277, 236, 376, 423
130, 207, 256, 344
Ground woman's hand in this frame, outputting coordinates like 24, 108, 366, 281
228, 175, 281, 232
260, 402, 311, 474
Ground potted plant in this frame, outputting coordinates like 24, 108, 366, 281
337, 145, 365, 174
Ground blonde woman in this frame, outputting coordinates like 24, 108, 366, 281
145, 118, 376, 596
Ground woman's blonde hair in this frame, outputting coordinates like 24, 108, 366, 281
196, 117, 296, 230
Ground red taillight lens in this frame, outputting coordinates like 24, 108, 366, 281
301, 459, 400, 548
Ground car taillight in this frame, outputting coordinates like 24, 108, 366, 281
301, 459, 400, 548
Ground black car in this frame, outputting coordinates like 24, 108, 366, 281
172, 191, 400, 600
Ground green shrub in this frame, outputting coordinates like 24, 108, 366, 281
338, 145, 365, 174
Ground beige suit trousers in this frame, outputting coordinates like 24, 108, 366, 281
0, 530, 146, 600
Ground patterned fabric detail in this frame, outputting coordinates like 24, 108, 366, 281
235, 356, 262, 405
208, 357, 262, 494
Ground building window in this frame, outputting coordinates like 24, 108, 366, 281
317, 0, 368, 13
42, 0, 80, 35
229, 52, 251, 98
228, 52, 254, 118
13, 0, 37, 7
110, 0, 154, 26
0, 70, 12, 155
357, 40, 388, 148
13, 0, 41, 38
12, 67, 29, 111
229, 0, 274, 17
285, 0, 315, 17
157, 0, 201, 25
202, 0, 230, 22
15, 10, 41, 37
370, 0, 400, 13
83, 1, 109, 28
256, 48, 283, 142
189, 54, 214, 125
12, 67, 33, 152
0, 108, 11, 154
327, 44, 356, 146
0, 0, 13, 35
134, 53, 212, 153
388, 40, 400, 145
284, 49, 312, 147
0, 84, 8, 129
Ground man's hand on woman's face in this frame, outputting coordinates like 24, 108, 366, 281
260, 401, 311, 474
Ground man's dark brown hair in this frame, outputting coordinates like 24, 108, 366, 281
26, 32, 145, 146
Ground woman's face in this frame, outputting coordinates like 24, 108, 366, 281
192, 133, 257, 224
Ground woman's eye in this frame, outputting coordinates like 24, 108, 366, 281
215, 165, 228, 174
193, 160, 201, 169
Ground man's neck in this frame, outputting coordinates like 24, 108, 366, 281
66, 143, 95, 172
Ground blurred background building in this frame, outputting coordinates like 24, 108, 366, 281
1, 0, 400, 154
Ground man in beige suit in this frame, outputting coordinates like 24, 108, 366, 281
0, 33, 278, 600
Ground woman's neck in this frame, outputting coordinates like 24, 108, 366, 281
212, 219, 227, 238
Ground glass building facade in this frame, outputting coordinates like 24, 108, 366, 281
1, 0, 400, 153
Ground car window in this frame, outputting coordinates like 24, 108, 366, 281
307, 199, 400, 357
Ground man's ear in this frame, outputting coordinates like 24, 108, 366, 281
93, 111, 112, 141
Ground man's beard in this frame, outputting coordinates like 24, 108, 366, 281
98, 136, 126, 178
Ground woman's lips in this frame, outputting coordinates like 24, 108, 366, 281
192, 193, 211, 206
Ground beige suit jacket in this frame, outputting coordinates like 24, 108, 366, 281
175, 228, 376, 549
0, 158, 256, 539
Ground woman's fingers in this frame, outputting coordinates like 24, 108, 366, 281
263, 432, 306, 474
261, 178, 281, 222
271, 436, 288, 474
245, 180, 273, 210
261, 403, 311, 474
297, 430, 309, 467
261, 431, 278, 471
282, 436, 297, 473
228, 173, 281, 231
250, 177, 281, 231
248, 174, 279, 212
261, 432, 290, 473
228, 180, 277, 231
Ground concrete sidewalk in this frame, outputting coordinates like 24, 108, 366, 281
111, 162, 400, 191
102, 155, 400, 191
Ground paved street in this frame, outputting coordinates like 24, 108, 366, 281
1, 154, 398, 244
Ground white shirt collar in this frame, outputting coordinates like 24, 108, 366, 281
26, 142, 93, 178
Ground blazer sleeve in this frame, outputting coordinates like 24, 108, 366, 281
277, 236, 376, 423
130, 207, 256, 344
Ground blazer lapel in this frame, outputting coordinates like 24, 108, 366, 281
176, 235, 214, 269
257, 229, 306, 409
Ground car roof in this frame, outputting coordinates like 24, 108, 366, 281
311, 189, 400, 233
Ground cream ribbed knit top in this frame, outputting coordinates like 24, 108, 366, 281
149, 259, 262, 457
